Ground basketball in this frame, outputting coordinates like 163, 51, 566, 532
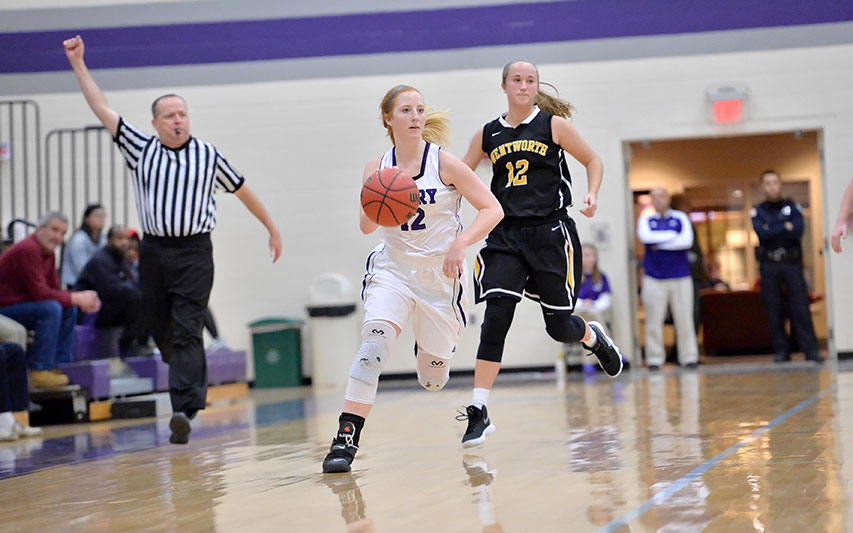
360, 167, 420, 226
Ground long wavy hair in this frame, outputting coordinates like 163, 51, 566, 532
79, 204, 104, 243
583, 243, 603, 284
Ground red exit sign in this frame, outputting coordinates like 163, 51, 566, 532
707, 86, 747, 124
713, 99, 743, 123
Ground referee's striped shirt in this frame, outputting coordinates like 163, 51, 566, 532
113, 118, 244, 237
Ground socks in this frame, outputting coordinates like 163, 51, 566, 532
583, 328, 598, 348
472, 388, 490, 410
338, 412, 366, 447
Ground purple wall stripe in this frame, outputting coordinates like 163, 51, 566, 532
2, 0, 853, 74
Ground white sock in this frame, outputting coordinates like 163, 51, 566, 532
0, 412, 14, 431
472, 388, 490, 409
584, 328, 598, 348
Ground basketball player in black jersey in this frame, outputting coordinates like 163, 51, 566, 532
456, 59, 624, 447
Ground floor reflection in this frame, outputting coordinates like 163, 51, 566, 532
321, 473, 375, 532
462, 454, 503, 532
0, 364, 848, 532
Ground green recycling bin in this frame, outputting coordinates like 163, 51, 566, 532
249, 318, 304, 388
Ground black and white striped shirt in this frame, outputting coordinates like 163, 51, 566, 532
114, 118, 244, 237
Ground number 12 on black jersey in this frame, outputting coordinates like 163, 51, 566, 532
505, 159, 529, 188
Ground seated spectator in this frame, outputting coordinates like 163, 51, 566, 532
0, 342, 43, 441
126, 229, 140, 284
575, 243, 613, 325
62, 204, 106, 288
75, 225, 144, 356
0, 212, 101, 388
707, 260, 731, 292
563, 244, 613, 368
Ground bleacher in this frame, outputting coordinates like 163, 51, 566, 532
29, 325, 249, 425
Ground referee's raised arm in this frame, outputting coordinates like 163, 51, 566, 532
63, 35, 119, 137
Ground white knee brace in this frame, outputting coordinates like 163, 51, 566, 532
416, 348, 451, 392
344, 321, 396, 405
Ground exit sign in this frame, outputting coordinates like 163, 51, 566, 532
707, 85, 748, 124
714, 99, 742, 123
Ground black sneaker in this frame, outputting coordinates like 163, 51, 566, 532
583, 321, 623, 378
169, 412, 192, 444
457, 405, 496, 448
806, 353, 825, 364
322, 421, 359, 473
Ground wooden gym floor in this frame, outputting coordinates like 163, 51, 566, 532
0, 360, 850, 532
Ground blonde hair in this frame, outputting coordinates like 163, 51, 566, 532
501, 59, 574, 119
380, 85, 451, 147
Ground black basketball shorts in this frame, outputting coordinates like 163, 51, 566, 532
473, 216, 583, 312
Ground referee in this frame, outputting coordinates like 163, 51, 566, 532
64, 35, 283, 444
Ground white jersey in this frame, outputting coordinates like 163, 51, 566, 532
375, 143, 463, 259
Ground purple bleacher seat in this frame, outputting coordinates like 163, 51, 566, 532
60, 360, 110, 399
125, 352, 169, 391
126, 350, 247, 390
207, 350, 246, 385
73, 323, 122, 361
73, 324, 99, 361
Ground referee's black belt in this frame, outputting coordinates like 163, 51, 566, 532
142, 232, 211, 247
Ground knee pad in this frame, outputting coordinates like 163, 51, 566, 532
477, 298, 517, 363
416, 349, 450, 391
345, 321, 396, 404
543, 313, 586, 344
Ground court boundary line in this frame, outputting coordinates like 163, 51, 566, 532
598, 384, 836, 532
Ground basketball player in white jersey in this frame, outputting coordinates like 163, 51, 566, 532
322, 85, 503, 473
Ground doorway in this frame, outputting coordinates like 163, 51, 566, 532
626, 130, 828, 363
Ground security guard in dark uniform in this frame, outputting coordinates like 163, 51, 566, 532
751, 170, 822, 363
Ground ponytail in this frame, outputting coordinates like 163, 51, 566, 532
422, 108, 450, 147
535, 82, 574, 119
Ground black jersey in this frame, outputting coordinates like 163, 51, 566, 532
481, 108, 572, 219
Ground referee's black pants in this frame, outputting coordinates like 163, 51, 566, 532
139, 233, 214, 415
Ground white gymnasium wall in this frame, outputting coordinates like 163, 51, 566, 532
22, 43, 853, 378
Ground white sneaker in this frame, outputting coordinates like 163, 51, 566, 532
13, 421, 43, 438
0, 426, 18, 442
205, 338, 230, 353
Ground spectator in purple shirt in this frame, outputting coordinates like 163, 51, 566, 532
637, 188, 699, 370
575, 243, 612, 323
563, 243, 615, 371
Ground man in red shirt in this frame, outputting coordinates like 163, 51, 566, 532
0, 212, 101, 388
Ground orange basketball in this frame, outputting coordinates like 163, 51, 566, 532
360, 167, 420, 226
